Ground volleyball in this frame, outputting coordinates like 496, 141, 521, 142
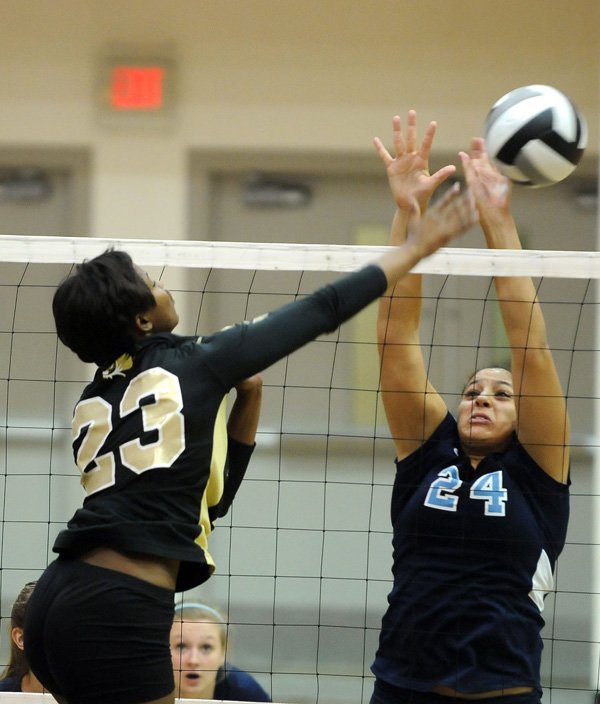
484, 84, 587, 187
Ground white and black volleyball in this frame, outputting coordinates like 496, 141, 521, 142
484, 85, 587, 187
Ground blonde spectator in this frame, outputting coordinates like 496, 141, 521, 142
171, 603, 270, 701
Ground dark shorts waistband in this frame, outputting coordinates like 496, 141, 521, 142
370, 679, 540, 704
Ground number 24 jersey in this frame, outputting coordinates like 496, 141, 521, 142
371, 412, 570, 694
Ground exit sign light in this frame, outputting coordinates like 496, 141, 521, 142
98, 51, 175, 125
110, 65, 166, 111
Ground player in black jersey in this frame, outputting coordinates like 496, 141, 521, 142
372, 112, 570, 704
23, 174, 479, 704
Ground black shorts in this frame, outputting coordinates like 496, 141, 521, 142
370, 679, 541, 704
24, 557, 175, 704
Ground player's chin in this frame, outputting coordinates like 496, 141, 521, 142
459, 426, 494, 449
459, 421, 489, 439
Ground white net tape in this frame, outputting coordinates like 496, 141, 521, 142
1, 234, 600, 278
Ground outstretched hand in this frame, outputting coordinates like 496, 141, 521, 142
374, 110, 456, 212
459, 138, 512, 224
405, 183, 478, 259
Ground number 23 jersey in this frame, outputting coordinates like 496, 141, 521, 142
371, 412, 570, 694
53, 333, 256, 592
52, 264, 389, 592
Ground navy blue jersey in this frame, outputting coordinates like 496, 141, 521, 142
215, 665, 271, 702
53, 265, 388, 592
0, 676, 20, 691
371, 413, 569, 695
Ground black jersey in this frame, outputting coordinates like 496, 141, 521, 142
53, 265, 388, 591
371, 413, 569, 695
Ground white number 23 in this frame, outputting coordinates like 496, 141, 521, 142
72, 368, 186, 496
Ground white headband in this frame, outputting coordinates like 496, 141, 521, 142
173, 602, 226, 624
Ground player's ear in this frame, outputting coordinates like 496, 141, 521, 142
11, 627, 24, 650
135, 312, 154, 335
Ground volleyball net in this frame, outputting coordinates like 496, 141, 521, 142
0, 235, 599, 704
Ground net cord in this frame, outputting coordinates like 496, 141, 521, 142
0, 234, 599, 278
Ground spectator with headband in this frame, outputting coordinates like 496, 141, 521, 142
170, 602, 271, 702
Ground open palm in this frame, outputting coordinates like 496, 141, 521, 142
374, 110, 456, 212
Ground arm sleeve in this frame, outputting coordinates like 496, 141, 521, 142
200, 265, 388, 388
215, 437, 256, 518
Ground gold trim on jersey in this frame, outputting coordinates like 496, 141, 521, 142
196, 394, 228, 572
102, 353, 134, 379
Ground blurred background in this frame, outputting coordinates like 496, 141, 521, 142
0, 0, 597, 243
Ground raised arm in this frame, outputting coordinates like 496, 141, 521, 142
460, 139, 570, 483
217, 374, 264, 518
203, 182, 476, 394
374, 111, 458, 459
227, 374, 263, 445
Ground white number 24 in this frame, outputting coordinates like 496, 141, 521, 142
424, 466, 507, 516
72, 368, 186, 496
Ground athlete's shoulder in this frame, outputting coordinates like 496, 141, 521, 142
0, 676, 20, 691
500, 436, 570, 494
429, 412, 458, 441
134, 333, 203, 365
395, 412, 459, 469
218, 665, 270, 701
139, 332, 197, 350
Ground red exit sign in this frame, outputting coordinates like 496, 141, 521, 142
110, 65, 166, 111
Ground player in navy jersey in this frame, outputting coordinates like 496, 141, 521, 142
372, 111, 570, 704
23, 173, 479, 704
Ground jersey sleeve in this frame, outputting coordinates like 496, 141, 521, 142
390, 413, 458, 510
199, 265, 388, 389
506, 442, 570, 558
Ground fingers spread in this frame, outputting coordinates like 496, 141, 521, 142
419, 120, 437, 159
373, 137, 393, 165
405, 109, 417, 152
431, 163, 457, 187
392, 114, 405, 155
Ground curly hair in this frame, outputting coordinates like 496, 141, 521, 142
52, 250, 156, 368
